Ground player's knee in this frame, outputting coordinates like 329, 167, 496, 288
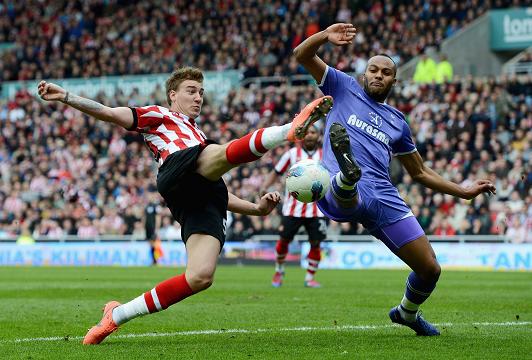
420, 262, 441, 283
187, 271, 215, 291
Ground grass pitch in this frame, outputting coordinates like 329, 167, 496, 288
0, 266, 530, 359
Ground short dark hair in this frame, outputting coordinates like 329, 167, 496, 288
165, 67, 204, 106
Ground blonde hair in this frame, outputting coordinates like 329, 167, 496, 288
165, 67, 204, 106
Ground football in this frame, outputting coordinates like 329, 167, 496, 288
285, 159, 330, 203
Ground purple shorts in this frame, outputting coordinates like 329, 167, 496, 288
371, 215, 425, 253
317, 180, 425, 252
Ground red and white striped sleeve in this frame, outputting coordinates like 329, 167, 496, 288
128, 105, 165, 133
274, 150, 292, 175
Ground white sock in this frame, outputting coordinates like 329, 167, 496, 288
335, 172, 356, 189
261, 124, 291, 149
398, 296, 419, 322
112, 294, 149, 326
305, 259, 318, 281
275, 262, 285, 273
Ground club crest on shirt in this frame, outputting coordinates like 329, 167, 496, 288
368, 112, 383, 128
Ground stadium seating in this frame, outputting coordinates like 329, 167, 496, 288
1, 0, 528, 81
0, 75, 530, 241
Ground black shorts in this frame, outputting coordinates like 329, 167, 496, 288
145, 226, 157, 241
157, 144, 228, 246
280, 216, 328, 242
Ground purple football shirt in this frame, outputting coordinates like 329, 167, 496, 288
317, 66, 418, 232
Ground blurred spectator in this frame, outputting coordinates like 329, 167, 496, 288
77, 218, 99, 238
506, 217, 527, 243
16, 223, 35, 245
159, 216, 181, 241
435, 54, 453, 84
418, 207, 433, 232
433, 219, 457, 236
413, 53, 437, 84
132, 221, 146, 240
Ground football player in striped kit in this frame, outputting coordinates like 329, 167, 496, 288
261, 125, 328, 288
38, 67, 333, 344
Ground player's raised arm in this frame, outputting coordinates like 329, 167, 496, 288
228, 192, 281, 216
397, 151, 496, 200
293, 23, 356, 83
37, 81, 134, 129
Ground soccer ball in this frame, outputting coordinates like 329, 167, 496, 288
286, 159, 330, 203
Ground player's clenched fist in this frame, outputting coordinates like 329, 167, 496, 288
37, 81, 67, 102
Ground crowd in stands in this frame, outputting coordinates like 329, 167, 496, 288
0, 0, 527, 82
0, 73, 530, 242
513, 50, 532, 75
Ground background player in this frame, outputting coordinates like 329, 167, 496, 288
294, 23, 497, 336
144, 189, 162, 265
261, 125, 327, 288
37, 67, 332, 344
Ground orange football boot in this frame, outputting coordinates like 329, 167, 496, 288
286, 96, 333, 142
83, 301, 121, 345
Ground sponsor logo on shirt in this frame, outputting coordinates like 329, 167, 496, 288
347, 114, 390, 145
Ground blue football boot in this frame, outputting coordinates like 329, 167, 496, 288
389, 306, 440, 336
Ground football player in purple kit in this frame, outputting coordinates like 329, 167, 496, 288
294, 23, 497, 336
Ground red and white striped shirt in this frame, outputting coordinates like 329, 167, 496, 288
275, 146, 324, 218
129, 105, 207, 166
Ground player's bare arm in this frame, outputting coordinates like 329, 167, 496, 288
37, 81, 134, 129
398, 151, 496, 200
293, 23, 356, 82
228, 192, 281, 216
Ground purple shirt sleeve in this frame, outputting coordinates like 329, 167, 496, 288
392, 119, 417, 155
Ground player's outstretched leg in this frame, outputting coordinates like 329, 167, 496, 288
196, 96, 333, 182
304, 243, 322, 288
389, 235, 441, 336
225, 95, 333, 164
329, 122, 361, 206
83, 234, 218, 345
272, 239, 289, 287
83, 272, 195, 345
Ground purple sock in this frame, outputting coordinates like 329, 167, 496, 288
404, 271, 438, 305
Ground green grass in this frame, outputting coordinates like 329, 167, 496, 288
0, 266, 531, 359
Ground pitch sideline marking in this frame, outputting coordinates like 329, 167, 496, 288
3, 321, 531, 344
